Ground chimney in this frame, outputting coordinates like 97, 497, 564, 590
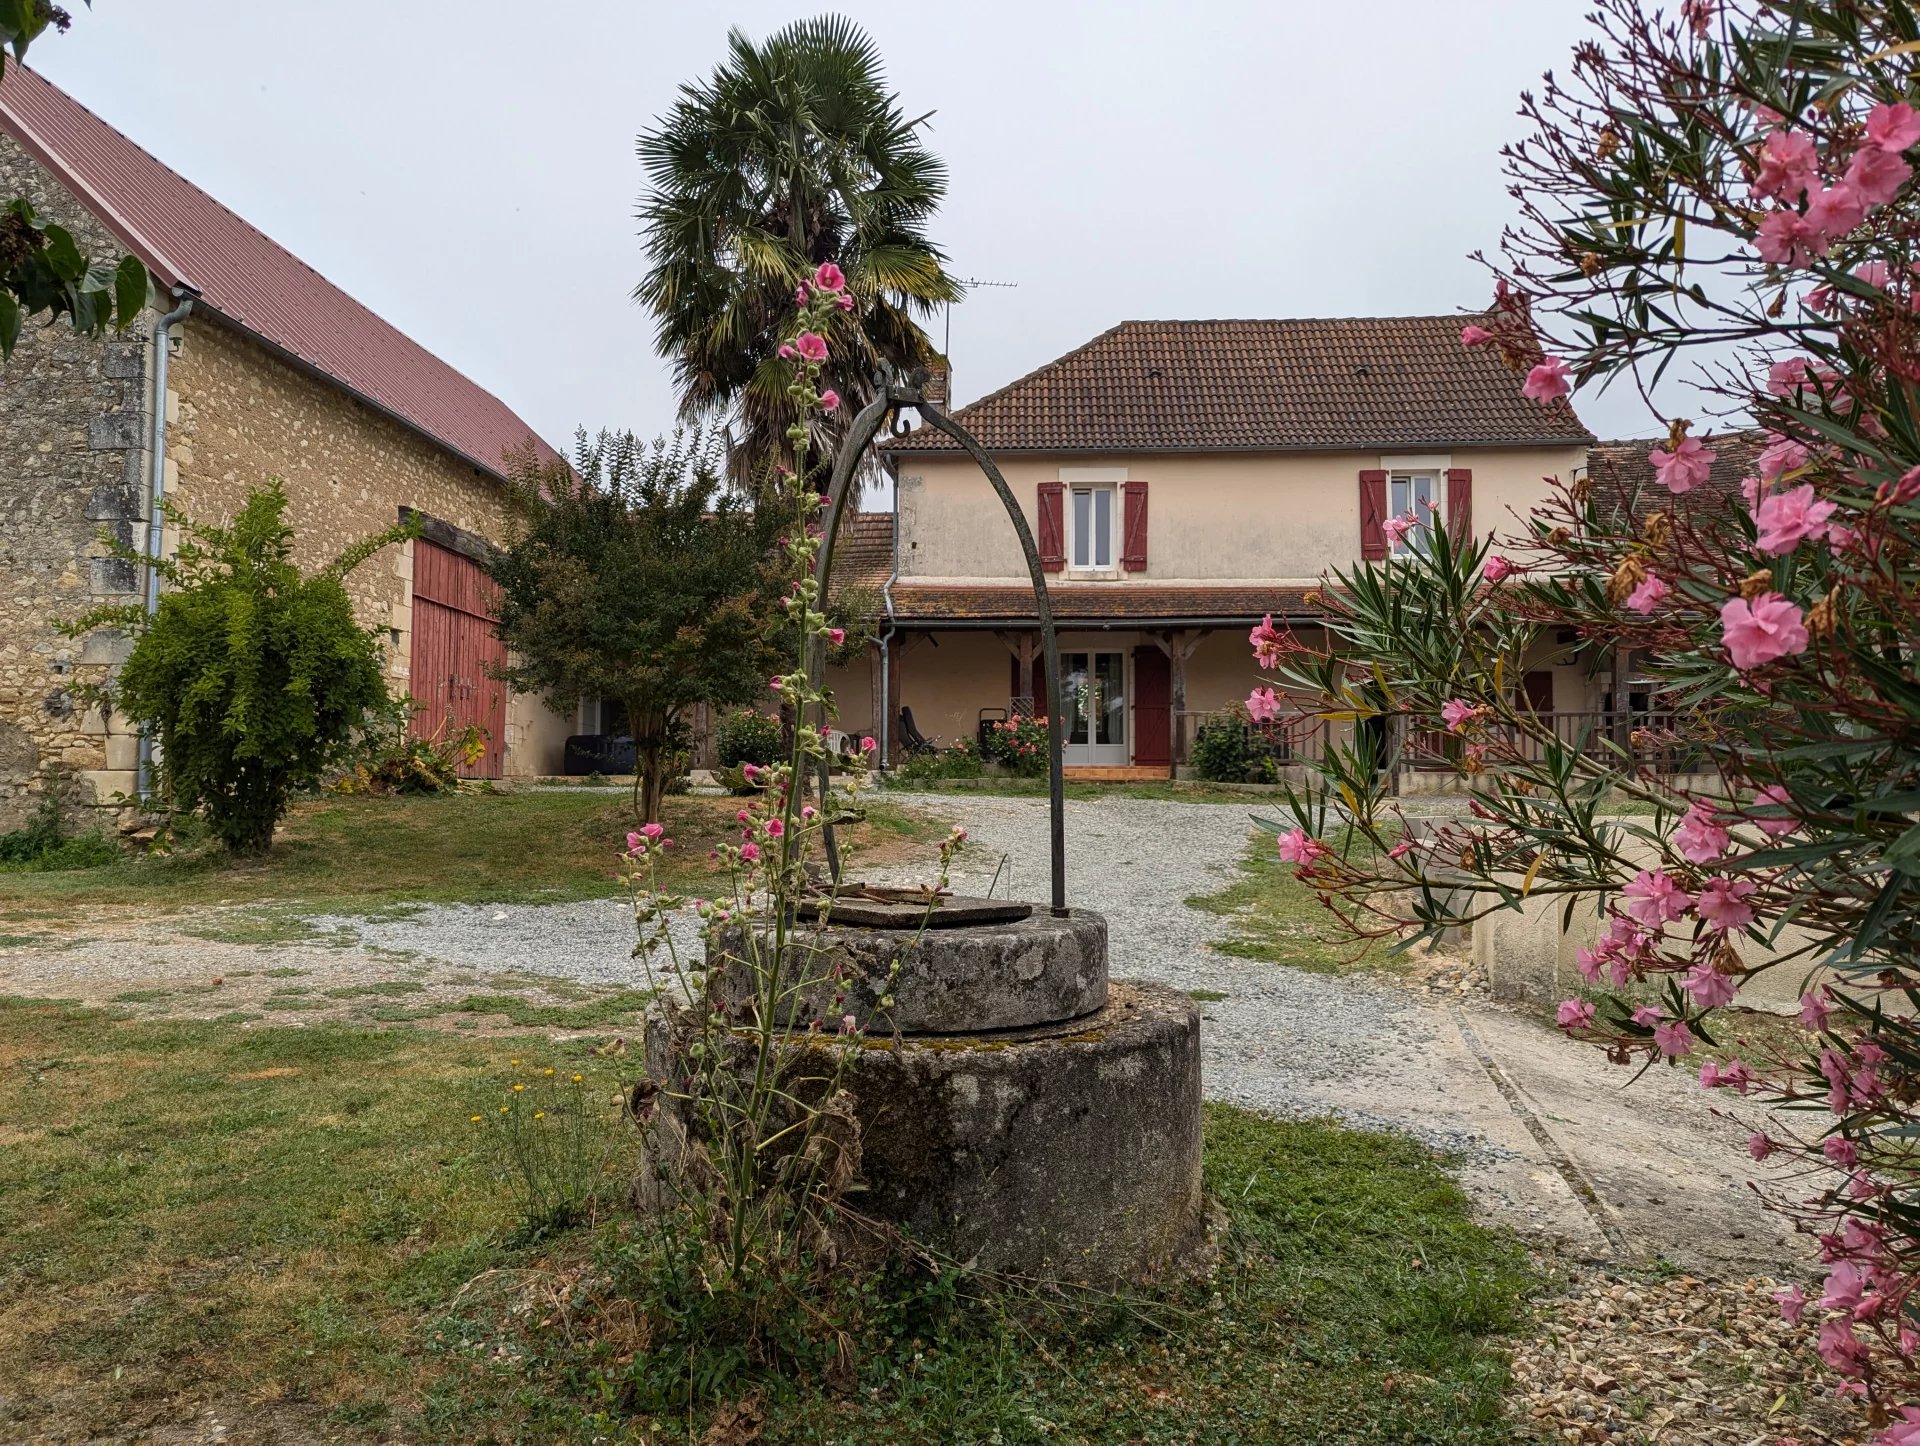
922, 361, 950, 408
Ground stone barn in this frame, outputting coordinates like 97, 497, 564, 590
0, 65, 570, 827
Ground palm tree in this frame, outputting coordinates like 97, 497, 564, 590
635, 16, 961, 485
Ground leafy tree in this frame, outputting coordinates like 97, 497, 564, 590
0, 2, 154, 357
1255, 0, 1920, 1420
489, 429, 776, 822
635, 15, 960, 482
74, 484, 406, 853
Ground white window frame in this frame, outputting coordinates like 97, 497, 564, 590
1068, 483, 1118, 573
1379, 456, 1450, 557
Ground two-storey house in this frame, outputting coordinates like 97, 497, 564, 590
827, 316, 1595, 776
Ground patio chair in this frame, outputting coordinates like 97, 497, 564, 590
898, 707, 936, 756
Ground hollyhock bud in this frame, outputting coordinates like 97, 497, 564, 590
739, 842, 760, 863
641, 822, 665, 841
766, 818, 785, 838
835, 292, 855, 312
828, 627, 845, 645
860, 735, 877, 754
794, 283, 810, 308
777, 343, 798, 360
1521, 357, 1572, 403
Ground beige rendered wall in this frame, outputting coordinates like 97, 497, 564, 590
891, 445, 1589, 583
165, 317, 563, 777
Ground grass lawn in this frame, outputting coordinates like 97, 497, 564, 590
0, 997, 1529, 1443
1186, 830, 1388, 974
0, 790, 944, 917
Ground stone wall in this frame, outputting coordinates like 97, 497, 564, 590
0, 133, 153, 827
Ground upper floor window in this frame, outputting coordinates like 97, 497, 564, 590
1070, 485, 1115, 571
1388, 471, 1442, 554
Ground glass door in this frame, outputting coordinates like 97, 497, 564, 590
1063, 651, 1128, 766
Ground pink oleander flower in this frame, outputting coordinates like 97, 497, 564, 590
1681, 0, 1714, 38
1389, 839, 1416, 860
1695, 876, 1759, 933
1625, 573, 1669, 615
1459, 323, 1493, 346
1855, 259, 1895, 290
1807, 181, 1867, 241
1756, 209, 1824, 266
1880, 1409, 1920, 1446
1753, 128, 1819, 202
1623, 868, 1692, 926
1847, 141, 1913, 206
1767, 357, 1812, 396
860, 735, 877, 754
812, 262, 845, 292
1649, 435, 1716, 493
1825, 1136, 1860, 1166
818, 388, 841, 413
1749, 1132, 1775, 1161
1483, 555, 1514, 582
1740, 475, 1767, 510
1556, 998, 1596, 1030
1675, 798, 1730, 864
1721, 1058, 1754, 1093
1751, 783, 1797, 837
1653, 1018, 1695, 1057
1683, 960, 1739, 1008
1881, 465, 1920, 506
1631, 1005, 1662, 1027
1246, 686, 1282, 723
1521, 356, 1571, 403
1383, 512, 1417, 546
1698, 1059, 1721, 1088
1441, 699, 1478, 733
739, 842, 761, 864
1276, 828, 1325, 866
794, 332, 828, 362
1800, 991, 1834, 1034
1721, 592, 1809, 671
1249, 614, 1288, 668
1760, 432, 1811, 480
1823, 1260, 1869, 1314
1869, 101, 1920, 152
1776, 1282, 1808, 1323
1754, 483, 1839, 554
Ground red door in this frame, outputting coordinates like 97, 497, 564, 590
1131, 645, 1171, 769
409, 540, 506, 778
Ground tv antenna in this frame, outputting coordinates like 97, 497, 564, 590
944, 276, 1019, 379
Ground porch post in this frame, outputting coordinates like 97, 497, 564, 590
1151, 629, 1205, 764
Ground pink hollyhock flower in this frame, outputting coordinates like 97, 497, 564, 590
812, 261, 845, 292
835, 292, 855, 312
1249, 614, 1289, 668
1649, 435, 1716, 492
1557, 998, 1596, 1030
1623, 868, 1692, 926
641, 822, 665, 841
739, 842, 761, 863
1521, 357, 1571, 402
794, 332, 829, 362
1483, 555, 1515, 581
765, 818, 784, 838
801, 804, 817, 821
1654, 1018, 1696, 1056
1776, 1283, 1808, 1323
1675, 798, 1730, 864
1824, 1136, 1860, 1166
1847, 143, 1912, 207
1459, 323, 1493, 346
1752, 783, 1797, 837
1869, 101, 1920, 152
1383, 512, 1417, 546
1695, 876, 1759, 932
1807, 181, 1867, 241
1276, 828, 1325, 866
1683, 961, 1738, 1008
626, 831, 646, 853
1754, 483, 1838, 554
1753, 128, 1819, 201
1767, 357, 1811, 396
1246, 686, 1282, 723
818, 388, 841, 413
1759, 432, 1810, 481
1721, 592, 1809, 670
770, 675, 786, 693
1625, 573, 1669, 614
1631, 1005, 1663, 1027
828, 627, 845, 645
1756, 209, 1824, 266
860, 735, 876, 753
1749, 1132, 1775, 1161
1441, 699, 1478, 733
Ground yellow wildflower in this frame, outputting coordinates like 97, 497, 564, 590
534, 1111, 546, 1120
469, 1114, 482, 1123
543, 1068, 554, 1077
513, 1083, 525, 1092
499, 1106, 509, 1114
509, 1058, 520, 1066
572, 1074, 583, 1083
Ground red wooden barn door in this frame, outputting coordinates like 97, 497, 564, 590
1131, 645, 1172, 769
409, 540, 506, 778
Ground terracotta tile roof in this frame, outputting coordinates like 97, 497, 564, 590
0, 65, 558, 479
883, 317, 1592, 456
886, 582, 1320, 625
830, 512, 895, 596
1588, 431, 1764, 523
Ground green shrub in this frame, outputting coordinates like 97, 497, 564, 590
977, 714, 1049, 777
1191, 710, 1293, 784
891, 740, 983, 784
715, 708, 783, 769
0, 779, 120, 873
73, 483, 407, 854
334, 695, 485, 796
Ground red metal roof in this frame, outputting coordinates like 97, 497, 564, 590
0, 65, 557, 479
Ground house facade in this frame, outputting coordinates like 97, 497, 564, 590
827, 317, 1596, 775
0, 66, 570, 826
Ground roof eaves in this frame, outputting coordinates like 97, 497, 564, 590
882, 434, 1595, 458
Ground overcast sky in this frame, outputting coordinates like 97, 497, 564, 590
29, 0, 1667, 454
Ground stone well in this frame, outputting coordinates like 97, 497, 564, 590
648, 900, 1209, 1284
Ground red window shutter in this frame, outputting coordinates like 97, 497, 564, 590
1037, 482, 1065, 572
1121, 480, 1149, 572
1359, 470, 1389, 560
1445, 468, 1474, 539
